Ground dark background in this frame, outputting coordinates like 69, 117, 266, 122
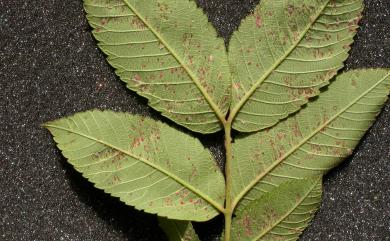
0, 0, 389, 240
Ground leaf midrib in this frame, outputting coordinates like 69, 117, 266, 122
44, 124, 225, 213
233, 72, 390, 209
228, 0, 331, 122
122, 0, 226, 125
251, 178, 319, 241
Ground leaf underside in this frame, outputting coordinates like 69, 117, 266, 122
232, 69, 390, 212
232, 178, 322, 241
229, 0, 363, 132
159, 218, 201, 241
84, 0, 231, 134
44, 111, 225, 221
44, 0, 390, 240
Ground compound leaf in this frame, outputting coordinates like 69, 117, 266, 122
231, 178, 322, 241
84, 0, 231, 134
232, 69, 390, 212
159, 218, 201, 241
229, 0, 363, 132
44, 110, 225, 221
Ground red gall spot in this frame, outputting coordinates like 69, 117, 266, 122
255, 15, 263, 28
131, 17, 146, 29
100, 18, 107, 25
133, 74, 141, 82
233, 82, 241, 90
112, 175, 121, 183
180, 200, 185, 205
131, 137, 144, 147
277, 132, 285, 141
164, 198, 173, 206
304, 88, 314, 96
188, 55, 193, 64
292, 122, 302, 137
242, 215, 253, 236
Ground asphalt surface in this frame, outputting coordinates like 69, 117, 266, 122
0, 0, 389, 240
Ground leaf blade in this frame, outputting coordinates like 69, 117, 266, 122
159, 218, 201, 241
231, 178, 322, 241
232, 69, 390, 211
84, 0, 231, 133
45, 110, 225, 221
229, 0, 363, 132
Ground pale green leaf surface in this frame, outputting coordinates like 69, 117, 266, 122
231, 178, 322, 241
159, 218, 201, 241
44, 110, 225, 221
232, 69, 390, 211
229, 0, 363, 132
84, 0, 231, 134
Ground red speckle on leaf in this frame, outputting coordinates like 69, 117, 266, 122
134, 74, 141, 82
255, 15, 263, 28
131, 137, 144, 147
164, 198, 173, 206
242, 215, 253, 236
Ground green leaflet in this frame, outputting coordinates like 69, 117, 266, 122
228, 0, 363, 132
44, 110, 225, 221
159, 218, 201, 241
232, 69, 390, 212
231, 178, 322, 241
84, 0, 231, 134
